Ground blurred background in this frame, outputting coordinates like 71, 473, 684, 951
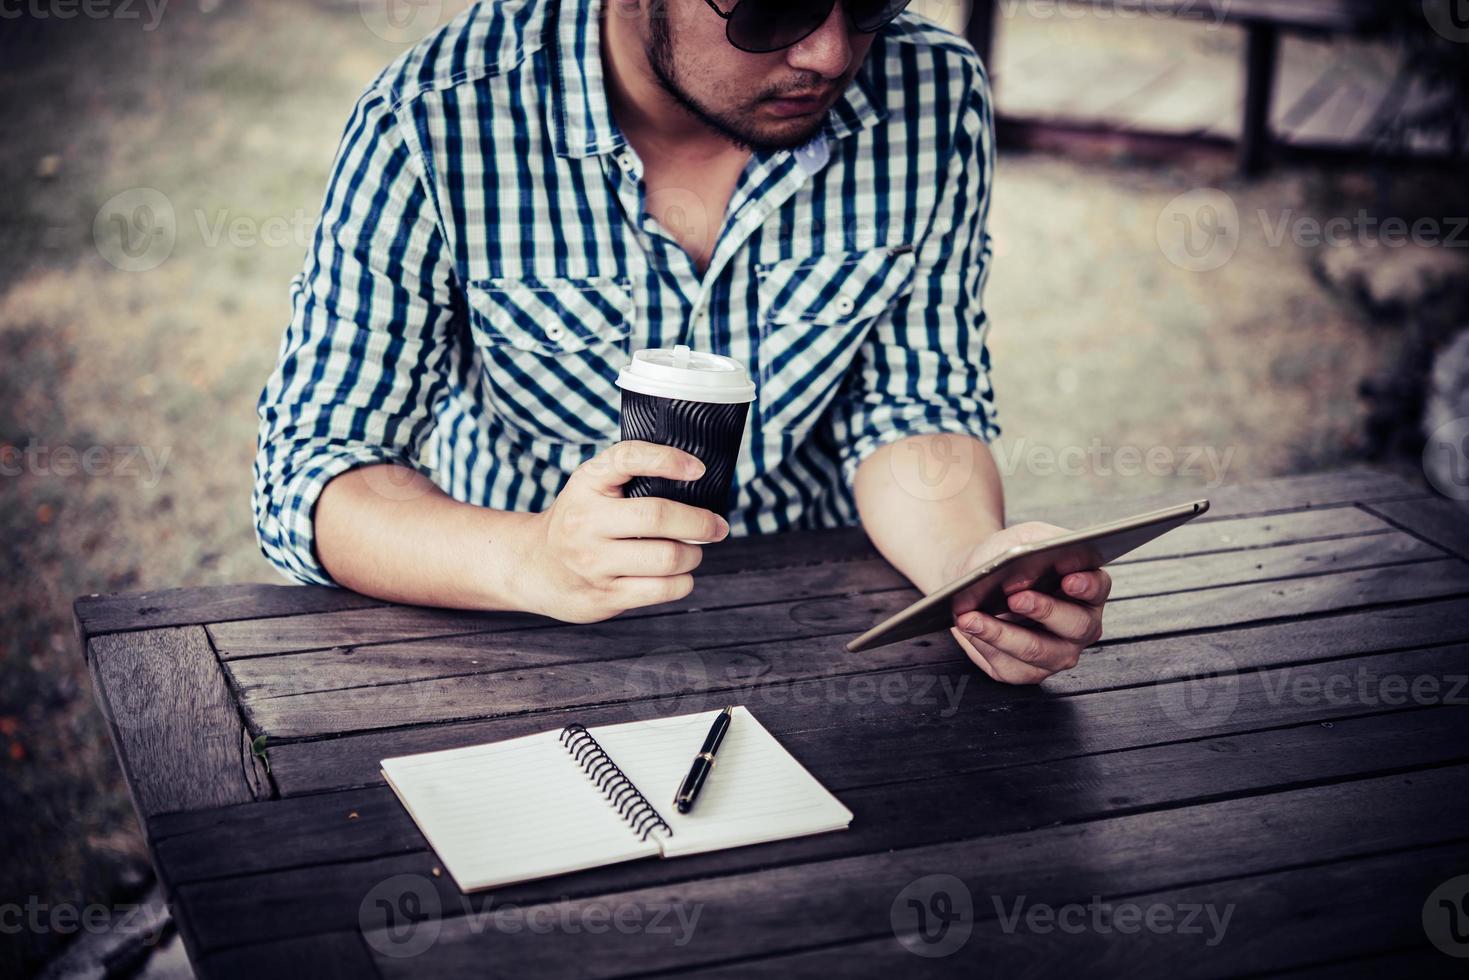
1, 0, 1466, 976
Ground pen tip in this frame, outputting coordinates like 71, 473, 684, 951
723, 705, 733, 715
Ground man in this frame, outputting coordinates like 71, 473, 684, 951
253, 0, 1111, 684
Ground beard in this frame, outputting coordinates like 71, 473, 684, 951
646, 15, 829, 153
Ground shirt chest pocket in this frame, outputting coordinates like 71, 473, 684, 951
464, 275, 635, 445
755, 247, 917, 435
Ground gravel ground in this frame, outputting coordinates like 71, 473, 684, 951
0, 2, 1447, 975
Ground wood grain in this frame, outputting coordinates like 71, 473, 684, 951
260, 600, 1469, 793
87, 626, 266, 820
74, 582, 381, 643
148, 706, 1469, 888
235, 560, 1469, 739
222, 525, 1430, 702
678, 844, 1466, 979
78, 467, 1424, 642
1366, 497, 1469, 563
357, 767, 1469, 977
205, 506, 1397, 659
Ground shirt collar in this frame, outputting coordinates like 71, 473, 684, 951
548, 0, 886, 160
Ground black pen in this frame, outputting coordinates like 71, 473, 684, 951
674, 706, 733, 814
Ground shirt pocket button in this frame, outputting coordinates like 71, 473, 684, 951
545, 322, 566, 341
834, 295, 856, 316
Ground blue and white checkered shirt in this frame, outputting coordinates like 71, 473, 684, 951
253, 0, 1000, 585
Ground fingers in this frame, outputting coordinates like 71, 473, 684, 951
956, 609, 1082, 675
1060, 569, 1112, 608
575, 441, 706, 495
950, 628, 1053, 686
604, 539, 705, 578
1003, 589, 1103, 646
605, 496, 729, 543
610, 574, 696, 609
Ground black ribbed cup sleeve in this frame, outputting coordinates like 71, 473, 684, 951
619, 390, 749, 515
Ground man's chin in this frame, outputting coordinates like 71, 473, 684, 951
736, 114, 828, 153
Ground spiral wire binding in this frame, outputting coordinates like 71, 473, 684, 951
558, 724, 674, 842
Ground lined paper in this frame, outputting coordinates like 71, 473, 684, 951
381, 729, 659, 892
588, 707, 853, 858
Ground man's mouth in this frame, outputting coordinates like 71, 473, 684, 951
763, 89, 834, 118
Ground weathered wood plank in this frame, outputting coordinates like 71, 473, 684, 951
207, 506, 1396, 659
74, 583, 382, 642
148, 706, 1469, 888
679, 844, 1465, 979
352, 768, 1469, 976
790, 558, 1469, 645
75, 467, 1423, 641
87, 626, 267, 819
194, 930, 378, 980
1010, 465, 1423, 529
1263, 946, 1463, 979
261, 602, 1469, 792
231, 555, 1467, 737
221, 529, 1436, 703
1366, 497, 1469, 562
172, 765, 1469, 954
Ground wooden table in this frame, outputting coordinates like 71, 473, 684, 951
76, 465, 1469, 978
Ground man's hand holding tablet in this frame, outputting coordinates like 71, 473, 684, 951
846, 500, 1210, 685
943, 522, 1113, 685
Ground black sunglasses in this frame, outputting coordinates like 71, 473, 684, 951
701, 0, 913, 54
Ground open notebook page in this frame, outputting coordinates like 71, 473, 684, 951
587, 707, 852, 858
381, 728, 660, 892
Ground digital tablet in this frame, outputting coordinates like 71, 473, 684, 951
844, 498, 1211, 653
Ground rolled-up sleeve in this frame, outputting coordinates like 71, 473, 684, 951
253, 85, 461, 585
826, 59, 1001, 491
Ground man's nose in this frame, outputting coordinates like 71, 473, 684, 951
784, 3, 854, 80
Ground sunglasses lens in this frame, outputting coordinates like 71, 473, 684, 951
847, 0, 911, 32
724, 0, 914, 52
726, 0, 834, 53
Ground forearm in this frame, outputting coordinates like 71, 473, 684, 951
315, 464, 538, 610
852, 434, 1005, 594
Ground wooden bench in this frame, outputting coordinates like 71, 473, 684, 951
966, 0, 1392, 174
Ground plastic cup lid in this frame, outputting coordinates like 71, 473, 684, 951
616, 345, 756, 404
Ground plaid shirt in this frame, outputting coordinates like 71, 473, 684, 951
253, 0, 1000, 585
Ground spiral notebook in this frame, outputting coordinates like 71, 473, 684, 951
380, 706, 853, 892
